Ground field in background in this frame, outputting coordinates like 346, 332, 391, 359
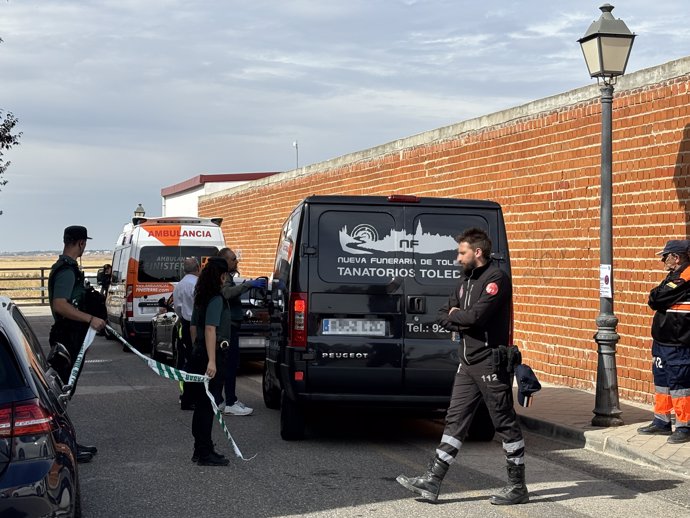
0, 254, 112, 305
0, 254, 112, 269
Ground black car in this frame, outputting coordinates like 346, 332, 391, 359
0, 296, 81, 517
150, 278, 270, 366
263, 195, 510, 440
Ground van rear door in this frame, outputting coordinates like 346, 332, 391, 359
306, 204, 406, 395
402, 204, 506, 395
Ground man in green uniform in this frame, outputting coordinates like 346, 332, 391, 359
48, 225, 106, 463
214, 247, 266, 415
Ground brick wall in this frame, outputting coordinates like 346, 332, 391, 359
200, 57, 690, 404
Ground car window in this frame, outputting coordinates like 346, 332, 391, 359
0, 334, 24, 390
10, 306, 64, 409
12, 306, 50, 372
111, 249, 122, 283
273, 208, 301, 284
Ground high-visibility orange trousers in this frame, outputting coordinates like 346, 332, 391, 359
652, 341, 690, 428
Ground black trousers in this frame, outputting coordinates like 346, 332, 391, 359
188, 346, 215, 457
177, 318, 193, 370
436, 352, 525, 466
178, 318, 195, 407
48, 321, 88, 391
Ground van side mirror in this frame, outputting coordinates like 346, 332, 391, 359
247, 276, 269, 306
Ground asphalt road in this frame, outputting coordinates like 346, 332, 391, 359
26, 313, 690, 518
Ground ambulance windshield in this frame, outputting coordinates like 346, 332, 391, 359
138, 246, 220, 282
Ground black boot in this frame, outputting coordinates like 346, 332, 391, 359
490, 464, 529, 505
77, 443, 98, 455
76, 450, 93, 463
396, 457, 449, 502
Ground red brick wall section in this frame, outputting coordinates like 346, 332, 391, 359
200, 73, 690, 405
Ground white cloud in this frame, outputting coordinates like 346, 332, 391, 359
1, 1, 690, 250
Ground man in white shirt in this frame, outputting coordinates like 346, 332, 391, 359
173, 257, 199, 410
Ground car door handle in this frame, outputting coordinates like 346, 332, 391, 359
407, 296, 426, 314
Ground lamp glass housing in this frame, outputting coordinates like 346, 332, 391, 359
580, 34, 634, 79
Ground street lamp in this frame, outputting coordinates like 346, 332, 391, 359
133, 203, 146, 225
293, 140, 299, 169
578, 4, 635, 427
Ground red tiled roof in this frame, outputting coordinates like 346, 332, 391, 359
161, 172, 279, 197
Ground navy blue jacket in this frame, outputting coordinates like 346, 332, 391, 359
649, 262, 690, 347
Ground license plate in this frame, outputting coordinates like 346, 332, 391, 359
322, 319, 386, 336
239, 337, 266, 348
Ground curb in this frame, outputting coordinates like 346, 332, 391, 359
516, 414, 585, 446
517, 414, 690, 479
585, 431, 690, 479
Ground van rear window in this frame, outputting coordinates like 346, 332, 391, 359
138, 246, 220, 283
410, 213, 489, 285
318, 210, 403, 285
318, 210, 490, 285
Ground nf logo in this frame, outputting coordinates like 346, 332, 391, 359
339, 222, 457, 255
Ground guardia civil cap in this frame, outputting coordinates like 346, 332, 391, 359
63, 225, 92, 241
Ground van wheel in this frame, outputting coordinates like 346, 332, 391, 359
262, 364, 281, 410
466, 399, 496, 442
280, 390, 305, 441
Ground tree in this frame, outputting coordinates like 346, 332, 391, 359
1, 34, 22, 215
0, 110, 21, 216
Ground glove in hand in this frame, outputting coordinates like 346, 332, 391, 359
437, 317, 452, 330
245, 278, 267, 289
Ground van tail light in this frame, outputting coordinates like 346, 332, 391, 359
126, 284, 134, 318
387, 194, 420, 203
0, 400, 54, 438
289, 292, 307, 348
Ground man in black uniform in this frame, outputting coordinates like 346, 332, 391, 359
397, 228, 528, 505
48, 225, 106, 463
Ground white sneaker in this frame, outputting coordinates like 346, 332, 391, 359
223, 401, 254, 416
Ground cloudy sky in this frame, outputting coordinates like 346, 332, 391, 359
1, 1, 689, 251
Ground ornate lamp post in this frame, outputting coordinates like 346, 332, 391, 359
578, 4, 635, 427
133, 204, 146, 218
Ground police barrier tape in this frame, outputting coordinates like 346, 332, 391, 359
65, 324, 255, 461
66, 327, 97, 390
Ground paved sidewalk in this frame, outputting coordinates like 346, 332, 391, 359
515, 384, 690, 479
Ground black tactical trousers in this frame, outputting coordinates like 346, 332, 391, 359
436, 352, 525, 466
48, 321, 88, 390
188, 345, 215, 457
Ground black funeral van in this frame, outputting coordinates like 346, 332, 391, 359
262, 195, 512, 440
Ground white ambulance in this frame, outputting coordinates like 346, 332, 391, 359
105, 215, 226, 345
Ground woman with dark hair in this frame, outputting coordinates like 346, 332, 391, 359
188, 256, 230, 466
